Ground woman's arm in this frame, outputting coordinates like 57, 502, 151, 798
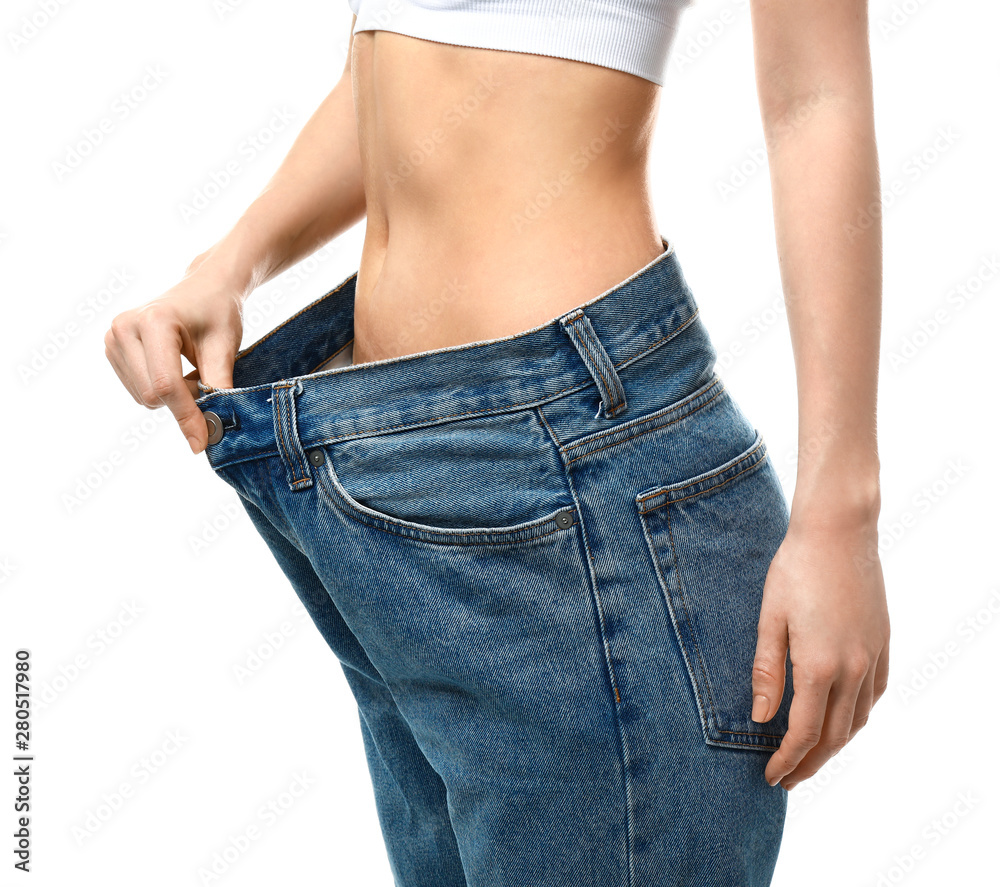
746, 0, 890, 790
105, 17, 365, 453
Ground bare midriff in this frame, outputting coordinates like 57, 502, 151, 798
348, 30, 666, 367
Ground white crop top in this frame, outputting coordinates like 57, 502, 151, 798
346, 0, 693, 87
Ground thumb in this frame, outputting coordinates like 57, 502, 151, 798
196, 337, 236, 391
751, 604, 788, 723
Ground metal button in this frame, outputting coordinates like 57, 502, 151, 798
204, 411, 224, 445
555, 509, 574, 529
307, 448, 326, 466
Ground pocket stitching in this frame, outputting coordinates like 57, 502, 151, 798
314, 452, 577, 546
638, 510, 715, 743
662, 503, 780, 745
661, 503, 724, 739
636, 432, 767, 513
635, 432, 785, 750
563, 375, 725, 466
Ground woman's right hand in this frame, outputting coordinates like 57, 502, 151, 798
104, 267, 245, 454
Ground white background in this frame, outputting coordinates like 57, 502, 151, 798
2, 0, 997, 884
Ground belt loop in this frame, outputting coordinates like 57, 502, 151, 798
271, 379, 314, 491
559, 307, 627, 419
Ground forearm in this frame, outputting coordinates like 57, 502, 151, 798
187, 72, 366, 300
763, 88, 882, 529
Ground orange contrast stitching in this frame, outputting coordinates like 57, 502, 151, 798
315, 467, 576, 545
565, 385, 726, 467
636, 439, 766, 509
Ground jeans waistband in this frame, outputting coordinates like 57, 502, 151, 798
195, 236, 703, 476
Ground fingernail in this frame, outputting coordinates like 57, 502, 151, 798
752, 695, 768, 722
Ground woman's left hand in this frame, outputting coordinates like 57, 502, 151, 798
750, 514, 891, 790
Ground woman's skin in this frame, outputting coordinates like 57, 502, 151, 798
105, 0, 889, 792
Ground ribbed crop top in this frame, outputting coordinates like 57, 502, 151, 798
346, 0, 693, 87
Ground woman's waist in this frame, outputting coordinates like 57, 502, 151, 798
195, 235, 719, 474
351, 211, 665, 364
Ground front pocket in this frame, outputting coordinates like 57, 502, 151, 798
635, 430, 794, 751
310, 410, 580, 546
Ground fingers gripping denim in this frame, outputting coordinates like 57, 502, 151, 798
195, 238, 794, 887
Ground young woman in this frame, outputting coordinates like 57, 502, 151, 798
105, 2, 890, 884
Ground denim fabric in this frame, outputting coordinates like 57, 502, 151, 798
195, 237, 794, 886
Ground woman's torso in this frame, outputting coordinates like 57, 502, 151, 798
348, 29, 665, 366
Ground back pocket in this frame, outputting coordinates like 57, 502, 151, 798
634, 430, 794, 751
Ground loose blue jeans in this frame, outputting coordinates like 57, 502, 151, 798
195, 237, 794, 886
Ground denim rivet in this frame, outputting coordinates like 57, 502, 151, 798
555, 509, 573, 529
204, 411, 224, 445
308, 448, 326, 466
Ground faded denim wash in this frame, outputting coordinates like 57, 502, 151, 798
194, 236, 794, 887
